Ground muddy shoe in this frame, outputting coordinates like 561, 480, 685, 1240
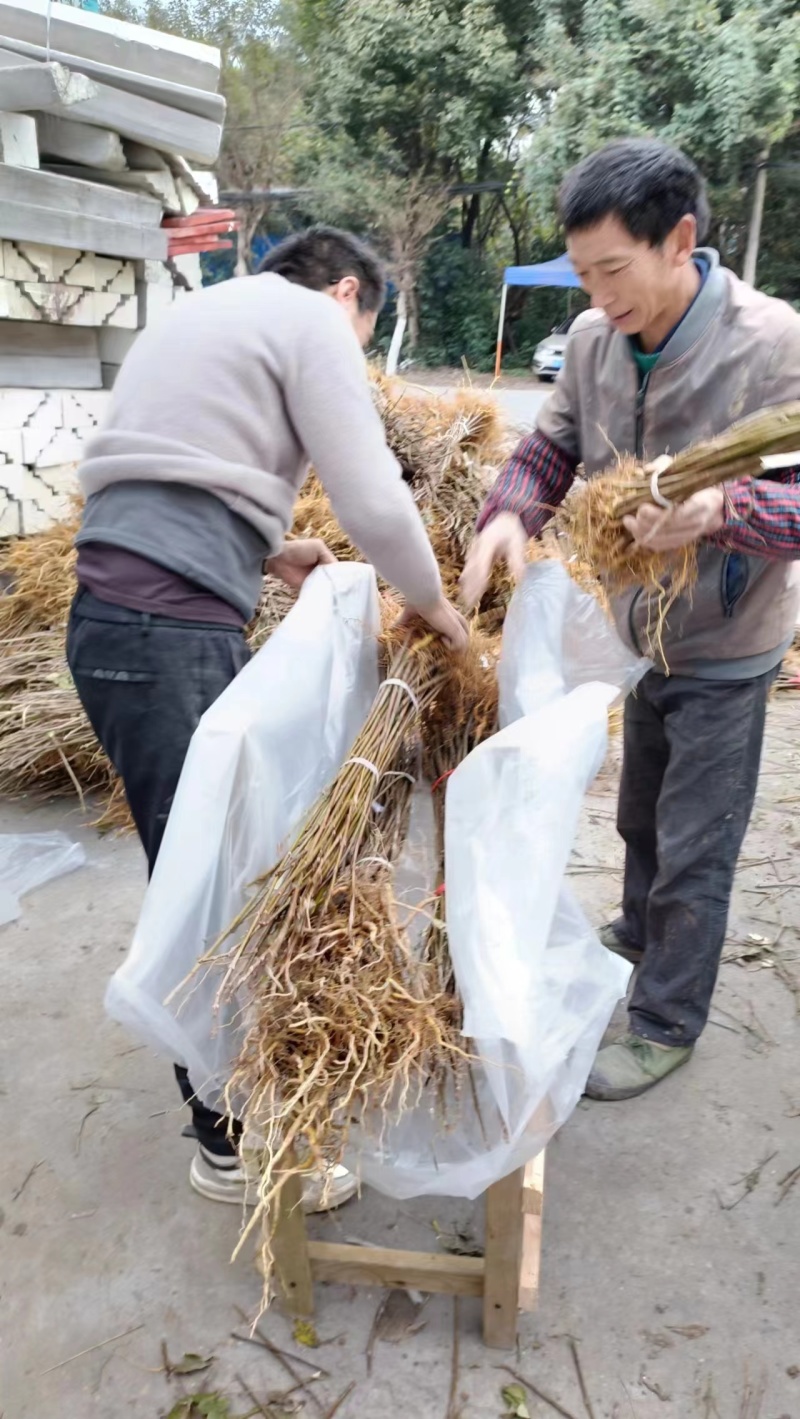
585, 1034, 693, 1101
597, 921, 644, 965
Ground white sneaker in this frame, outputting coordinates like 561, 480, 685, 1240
189, 1145, 358, 1213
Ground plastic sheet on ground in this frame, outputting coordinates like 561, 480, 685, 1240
106, 560, 648, 1200
0, 832, 86, 927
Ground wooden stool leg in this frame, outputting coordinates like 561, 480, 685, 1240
483, 1166, 525, 1349
269, 1156, 315, 1319
519, 1153, 545, 1313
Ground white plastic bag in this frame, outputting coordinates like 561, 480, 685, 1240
0, 832, 86, 926
106, 564, 381, 1096
107, 560, 647, 1199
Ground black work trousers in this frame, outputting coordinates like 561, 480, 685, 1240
614, 665, 776, 1047
67, 588, 249, 1155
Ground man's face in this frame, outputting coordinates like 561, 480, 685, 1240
566, 214, 695, 337
350, 305, 378, 348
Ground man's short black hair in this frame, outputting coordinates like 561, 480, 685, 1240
258, 225, 386, 313
558, 139, 711, 246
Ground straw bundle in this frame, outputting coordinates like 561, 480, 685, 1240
560, 401, 800, 598
207, 617, 500, 1285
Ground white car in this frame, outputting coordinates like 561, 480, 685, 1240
532, 315, 576, 381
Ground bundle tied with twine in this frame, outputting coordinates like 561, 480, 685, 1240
559, 400, 800, 611
203, 609, 501, 1294
0, 376, 512, 822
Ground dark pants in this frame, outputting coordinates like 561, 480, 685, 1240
67, 588, 250, 1155
614, 666, 775, 1047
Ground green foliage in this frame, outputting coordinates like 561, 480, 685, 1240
523, 0, 800, 267
101, 0, 800, 354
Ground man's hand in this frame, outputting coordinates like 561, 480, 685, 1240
267, 538, 336, 589
623, 487, 726, 552
460, 513, 527, 608
396, 595, 470, 651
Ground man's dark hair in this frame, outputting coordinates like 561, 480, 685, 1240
258, 225, 386, 312
558, 139, 711, 246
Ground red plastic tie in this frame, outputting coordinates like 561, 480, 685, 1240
431, 770, 455, 794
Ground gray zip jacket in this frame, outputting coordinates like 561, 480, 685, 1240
538, 249, 800, 676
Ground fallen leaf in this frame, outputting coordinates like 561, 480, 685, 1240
666, 1325, 709, 1341
292, 1320, 319, 1348
172, 1353, 215, 1376
165, 1402, 194, 1419
195, 1397, 230, 1419
502, 1382, 531, 1417
787, 1365, 799, 1378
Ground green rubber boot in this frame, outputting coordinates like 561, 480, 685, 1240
585, 1034, 693, 1101
597, 922, 643, 965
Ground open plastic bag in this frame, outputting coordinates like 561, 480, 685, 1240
106, 560, 648, 1199
0, 832, 86, 927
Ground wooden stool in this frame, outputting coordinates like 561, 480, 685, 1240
268, 1151, 545, 1349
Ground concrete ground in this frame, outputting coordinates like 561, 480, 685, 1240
2, 701, 800, 1418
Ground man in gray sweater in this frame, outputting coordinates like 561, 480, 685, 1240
67, 226, 467, 1208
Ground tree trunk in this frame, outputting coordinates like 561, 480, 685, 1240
407, 281, 420, 350
743, 148, 769, 287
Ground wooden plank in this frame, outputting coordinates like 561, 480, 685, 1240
483, 1168, 525, 1349
307, 1241, 485, 1297
517, 1215, 542, 1313
0, 60, 96, 112
0, 37, 225, 120
0, 495, 22, 537
36, 113, 126, 170
98, 326, 137, 364
0, 387, 59, 429
0, 0, 221, 93
0, 355, 100, 387
123, 139, 169, 171
0, 162, 163, 226
522, 1152, 545, 1216
44, 161, 182, 214
1, 200, 168, 261
0, 275, 96, 323
0, 428, 23, 463
93, 256, 135, 295
0, 320, 102, 388
0, 460, 24, 496
0, 110, 37, 167
270, 1160, 314, 1320
0, 55, 222, 163
22, 423, 93, 467
2, 240, 95, 286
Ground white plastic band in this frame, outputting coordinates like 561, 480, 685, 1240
649, 465, 673, 510
380, 677, 421, 714
343, 756, 380, 781
383, 770, 416, 786
358, 855, 392, 871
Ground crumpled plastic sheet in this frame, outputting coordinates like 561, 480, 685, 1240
106, 560, 649, 1199
0, 832, 86, 926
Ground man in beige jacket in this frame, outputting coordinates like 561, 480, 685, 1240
464, 139, 800, 1100
68, 225, 467, 1204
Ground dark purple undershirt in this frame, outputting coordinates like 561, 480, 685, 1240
76, 542, 244, 628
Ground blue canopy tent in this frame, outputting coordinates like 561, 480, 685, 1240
495, 253, 581, 376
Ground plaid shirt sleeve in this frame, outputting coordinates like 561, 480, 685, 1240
476, 431, 579, 537
711, 467, 800, 558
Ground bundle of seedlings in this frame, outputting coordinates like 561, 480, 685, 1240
560, 401, 800, 605
206, 614, 502, 1292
